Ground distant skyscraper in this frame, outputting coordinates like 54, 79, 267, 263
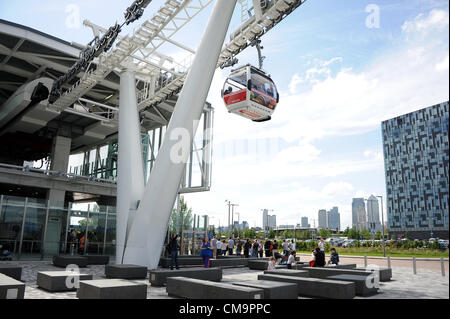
382, 101, 449, 239
262, 209, 276, 229
242, 221, 249, 230
301, 216, 310, 228
352, 198, 367, 231
366, 195, 382, 232
327, 207, 341, 231
318, 209, 327, 229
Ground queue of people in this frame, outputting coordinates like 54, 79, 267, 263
166, 234, 340, 270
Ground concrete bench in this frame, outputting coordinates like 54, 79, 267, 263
149, 268, 222, 287
327, 274, 378, 296
52, 255, 88, 268
77, 279, 147, 299
0, 265, 22, 281
105, 264, 147, 279
209, 258, 249, 268
247, 259, 288, 270
166, 277, 264, 299
0, 274, 25, 299
86, 255, 110, 265
258, 274, 355, 299
264, 269, 308, 278
355, 267, 392, 281
302, 267, 374, 280
327, 264, 357, 269
159, 257, 203, 268
37, 271, 93, 292
233, 280, 297, 299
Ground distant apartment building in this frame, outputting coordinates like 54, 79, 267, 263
352, 198, 367, 231
262, 209, 277, 229
301, 216, 310, 228
327, 207, 341, 231
318, 209, 327, 229
366, 195, 382, 232
382, 101, 449, 239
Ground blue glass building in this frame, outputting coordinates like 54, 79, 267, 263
382, 101, 449, 239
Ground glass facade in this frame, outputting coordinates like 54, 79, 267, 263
382, 101, 449, 239
0, 195, 117, 260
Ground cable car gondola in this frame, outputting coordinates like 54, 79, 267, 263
222, 64, 279, 122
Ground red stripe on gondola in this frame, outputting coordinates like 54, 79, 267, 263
224, 90, 246, 105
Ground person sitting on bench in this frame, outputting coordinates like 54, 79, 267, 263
327, 248, 340, 266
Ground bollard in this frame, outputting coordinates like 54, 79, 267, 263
412, 256, 417, 275
364, 255, 367, 267
441, 257, 445, 277
387, 255, 391, 269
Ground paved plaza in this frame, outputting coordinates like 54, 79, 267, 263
1, 259, 448, 299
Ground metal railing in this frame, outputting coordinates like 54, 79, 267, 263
0, 162, 116, 185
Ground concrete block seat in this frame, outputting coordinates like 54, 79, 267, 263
52, 255, 88, 268
302, 267, 374, 280
209, 258, 249, 268
166, 277, 264, 299
248, 259, 288, 270
258, 274, 355, 299
355, 267, 392, 281
327, 274, 378, 297
0, 265, 22, 281
233, 280, 298, 299
105, 264, 147, 279
159, 256, 203, 268
263, 269, 308, 278
328, 264, 357, 269
0, 273, 25, 299
86, 255, 110, 265
77, 279, 147, 299
37, 271, 93, 292
149, 268, 222, 287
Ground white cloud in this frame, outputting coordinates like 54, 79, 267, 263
401, 9, 449, 34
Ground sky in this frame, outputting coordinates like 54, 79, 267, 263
1, 0, 449, 230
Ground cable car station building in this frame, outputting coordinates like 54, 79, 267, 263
0, 19, 212, 261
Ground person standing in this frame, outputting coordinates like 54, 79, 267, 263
216, 239, 222, 256
264, 238, 271, 257
200, 236, 213, 268
236, 238, 242, 256
168, 234, 180, 270
222, 240, 228, 256
211, 236, 217, 259
252, 239, 259, 258
228, 237, 234, 255
282, 239, 290, 257
290, 240, 296, 253
318, 237, 325, 252
244, 239, 251, 258
258, 240, 264, 258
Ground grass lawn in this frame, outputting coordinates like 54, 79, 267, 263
297, 247, 449, 258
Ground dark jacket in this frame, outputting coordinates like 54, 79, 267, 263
168, 236, 179, 252
330, 252, 339, 264
314, 251, 326, 267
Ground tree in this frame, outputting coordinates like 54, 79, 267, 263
268, 229, 275, 239
169, 196, 193, 234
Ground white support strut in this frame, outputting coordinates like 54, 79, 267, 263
122, 0, 237, 269
116, 68, 146, 264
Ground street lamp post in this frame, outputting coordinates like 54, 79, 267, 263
376, 195, 386, 257
231, 204, 239, 238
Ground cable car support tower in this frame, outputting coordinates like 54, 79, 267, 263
48, 0, 308, 268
